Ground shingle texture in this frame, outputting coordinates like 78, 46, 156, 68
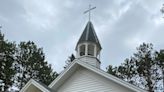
76, 21, 102, 50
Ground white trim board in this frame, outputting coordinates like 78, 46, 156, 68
49, 59, 147, 92
20, 79, 51, 92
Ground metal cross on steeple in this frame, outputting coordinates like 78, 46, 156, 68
84, 4, 96, 21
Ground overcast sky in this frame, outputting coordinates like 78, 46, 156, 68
0, 0, 164, 72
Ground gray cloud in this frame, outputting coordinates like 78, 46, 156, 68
0, 0, 164, 72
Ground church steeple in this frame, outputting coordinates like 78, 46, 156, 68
75, 21, 102, 68
76, 21, 102, 50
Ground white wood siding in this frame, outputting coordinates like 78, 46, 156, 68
79, 56, 100, 68
56, 67, 135, 92
25, 84, 42, 92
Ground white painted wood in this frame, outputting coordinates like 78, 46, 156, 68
94, 44, 97, 57
76, 42, 100, 59
76, 41, 101, 68
56, 66, 135, 92
20, 79, 50, 92
85, 43, 88, 56
78, 56, 100, 68
24, 84, 42, 92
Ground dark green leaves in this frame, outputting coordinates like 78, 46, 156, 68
107, 43, 163, 92
0, 31, 58, 91
0, 32, 16, 91
15, 41, 58, 90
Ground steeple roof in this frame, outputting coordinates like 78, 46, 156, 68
76, 21, 102, 50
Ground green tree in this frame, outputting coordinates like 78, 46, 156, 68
155, 50, 164, 91
107, 43, 161, 91
64, 54, 75, 68
118, 58, 137, 84
106, 65, 117, 77
134, 43, 158, 91
0, 31, 16, 91
107, 59, 137, 85
15, 41, 58, 90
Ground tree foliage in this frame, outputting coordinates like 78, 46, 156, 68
155, 50, 164, 91
107, 43, 163, 92
0, 31, 58, 91
135, 43, 158, 91
64, 54, 75, 68
0, 32, 16, 91
106, 65, 117, 77
15, 41, 58, 90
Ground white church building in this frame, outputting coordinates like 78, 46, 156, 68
20, 21, 147, 92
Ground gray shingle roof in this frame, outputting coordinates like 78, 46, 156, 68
76, 21, 102, 50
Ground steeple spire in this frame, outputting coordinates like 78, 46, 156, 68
75, 21, 102, 68
76, 21, 102, 50
75, 5, 101, 68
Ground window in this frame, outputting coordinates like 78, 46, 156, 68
88, 44, 94, 56
80, 45, 85, 56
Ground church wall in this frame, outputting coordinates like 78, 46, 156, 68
25, 84, 42, 92
78, 56, 100, 68
56, 66, 135, 92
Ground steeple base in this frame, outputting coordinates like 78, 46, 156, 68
77, 56, 100, 68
